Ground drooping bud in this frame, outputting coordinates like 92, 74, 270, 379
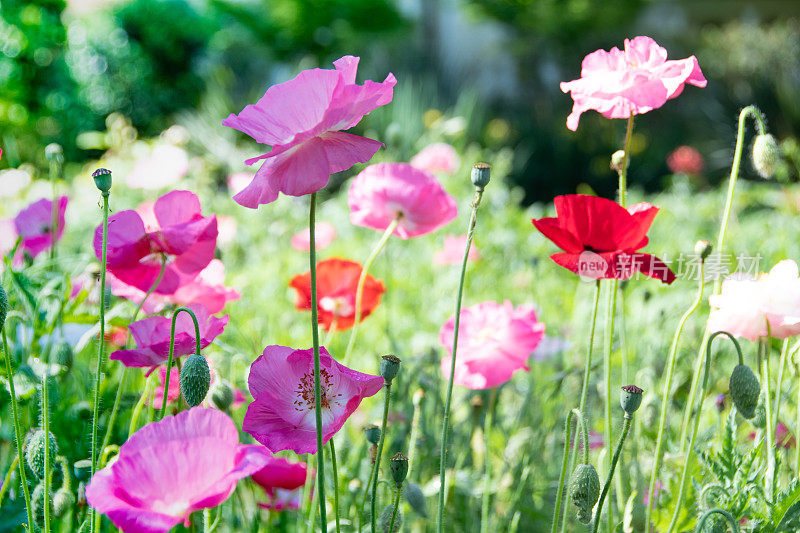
470, 162, 491, 189
0, 284, 7, 330
364, 425, 381, 445
91, 168, 112, 194
729, 364, 760, 419
32, 483, 52, 527
694, 240, 713, 261
380, 355, 401, 383
610, 150, 629, 173
620, 385, 644, 416
180, 353, 211, 407
389, 452, 409, 486
53, 488, 74, 518
74, 459, 92, 482
53, 340, 74, 372
752, 134, 780, 179
209, 379, 235, 411
403, 482, 428, 517
26, 429, 58, 480
380, 504, 403, 533
569, 463, 600, 524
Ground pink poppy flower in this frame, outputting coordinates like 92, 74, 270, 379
438, 300, 545, 389
243, 345, 383, 454
410, 142, 460, 174
86, 407, 271, 533
560, 36, 707, 131
251, 456, 309, 511
291, 222, 337, 251
667, 145, 704, 175
152, 365, 180, 410
348, 162, 457, 239
223, 56, 396, 208
126, 144, 190, 190
95, 190, 217, 295
14, 196, 68, 258
749, 422, 795, 449
0, 218, 17, 259
434, 234, 481, 265
109, 303, 228, 369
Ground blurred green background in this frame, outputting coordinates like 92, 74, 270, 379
2, 0, 800, 201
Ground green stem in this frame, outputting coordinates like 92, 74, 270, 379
480, 388, 498, 533
1, 327, 34, 529
343, 216, 400, 363
437, 186, 485, 533
761, 336, 775, 495
330, 438, 341, 533
601, 278, 618, 531
645, 260, 705, 529
617, 114, 634, 208
49, 156, 60, 261
388, 484, 402, 532
695, 509, 741, 533
128, 372, 157, 436
42, 342, 51, 533
159, 307, 201, 420
308, 193, 328, 530
371, 381, 392, 533
90, 191, 109, 533
773, 338, 790, 438
0, 456, 19, 505
552, 408, 588, 533
592, 415, 633, 533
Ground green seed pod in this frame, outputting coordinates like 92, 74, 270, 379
180, 353, 211, 407
569, 464, 600, 524
380, 355, 401, 383
389, 452, 408, 486
52, 341, 74, 371
26, 430, 58, 480
31, 483, 52, 527
620, 385, 644, 416
752, 134, 780, 179
91, 168, 112, 194
209, 379, 235, 411
729, 364, 760, 419
53, 488, 74, 518
471, 162, 491, 189
0, 284, 8, 330
364, 425, 381, 445
380, 504, 403, 533
74, 459, 92, 482
403, 482, 427, 517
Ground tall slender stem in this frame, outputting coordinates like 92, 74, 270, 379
437, 186, 485, 533
2, 327, 34, 529
696, 509, 742, 533
48, 151, 61, 262
159, 307, 201, 420
330, 438, 341, 533
90, 191, 109, 533
308, 192, 328, 529
343, 216, 400, 362
371, 381, 392, 533
773, 338, 790, 436
592, 415, 633, 533
617, 114, 634, 208
480, 388, 498, 533
601, 279, 618, 531
761, 336, 775, 494
645, 260, 705, 529
552, 408, 588, 533
388, 484, 402, 532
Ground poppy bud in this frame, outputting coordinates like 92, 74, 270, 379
32, 483, 52, 527
53, 488, 74, 518
91, 168, 112, 194
74, 459, 92, 482
471, 162, 491, 189
210, 379, 235, 411
620, 385, 644, 416
569, 463, 600, 524
380, 355, 401, 383
729, 364, 760, 419
752, 134, 780, 179
389, 452, 409, 486
26, 429, 58, 480
403, 482, 427, 517
0, 284, 7, 330
610, 150, 629, 172
364, 424, 381, 445
412, 388, 425, 406
380, 504, 403, 533
180, 353, 211, 407
45, 143, 64, 164
53, 340, 74, 371
694, 240, 713, 261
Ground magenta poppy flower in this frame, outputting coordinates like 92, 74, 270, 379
86, 407, 271, 533
560, 36, 706, 131
434, 234, 481, 266
410, 142, 460, 174
291, 222, 337, 251
95, 190, 217, 295
243, 345, 383, 454
252, 456, 309, 511
109, 304, 228, 369
14, 196, 68, 258
348, 162, 457, 239
438, 300, 545, 389
223, 56, 396, 208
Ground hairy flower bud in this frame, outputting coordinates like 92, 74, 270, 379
471, 162, 491, 189
45, 143, 64, 164
53, 488, 74, 518
26, 430, 58, 480
32, 483, 52, 526
620, 385, 644, 416
569, 463, 600, 524
752, 134, 780, 179
403, 482, 427, 517
180, 353, 211, 407
389, 452, 409, 486
694, 240, 713, 261
364, 424, 381, 445
380, 504, 403, 532
729, 364, 760, 419
380, 354, 401, 383
210, 379, 235, 411
74, 459, 92, 482
91, 168, 112, 194
53, 340, 74, 372
610, 150, 629, 173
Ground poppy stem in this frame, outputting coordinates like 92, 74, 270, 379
330, 438, 341, 533
618, 114, 634, 207
480, 388, 498, 533
308, 192, 328, 530
89, 188, 109, 533
772, 338, 790, 446
437, 185, 485, 533
696, 509, 742, 533
49, 155, 61, 261
592, 414, 633, 533
1, 326, 34, 529
388, 483, 402, 532
371, 380, 392, 533
128, 371, 156, 436
344, 215, 400, 363
645, 259, 705, 529
760, 335, 776, 494
551, 408, 587, 533
159, 306, 201, 420
678, 105, 768, 454
601, 279, 618, 531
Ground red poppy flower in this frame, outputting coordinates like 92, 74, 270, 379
289, 258, 386, 331
531, 194, 675, 284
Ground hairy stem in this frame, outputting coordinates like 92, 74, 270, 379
480, 388, 498, 533
158, 307, 201, 420
592, 415, 633, 533
330, 438, 341, 533
371, 381, 392, 533
552, 408, 588, 533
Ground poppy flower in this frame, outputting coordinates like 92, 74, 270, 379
251, 456, 310, 511
95, 190, 217, 295
434, 234, 481, 266
410, 142, 460, 174
14, 196, 68, 258
289, 258, 385, 331
290, 222, 337, 251
86, 407, 270, 533
223, 55, 396, 208
560, 36, 706, 131
348, 162, 457, 239
243, 345, 383, 454
531, 194, 676, 284
439, 300, 545, 389
109, 303, 228, 369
